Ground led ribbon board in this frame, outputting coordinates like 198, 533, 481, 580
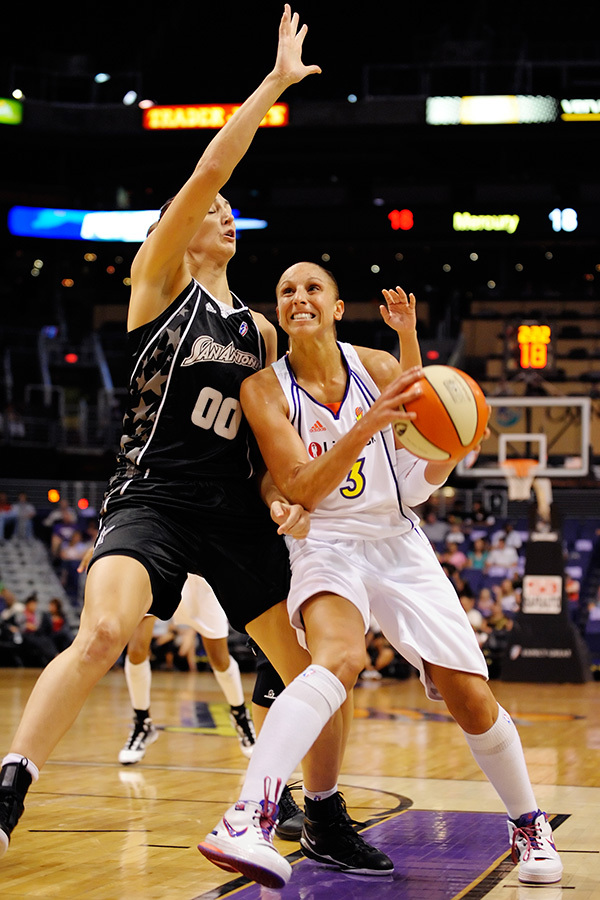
8, 207, 267, 242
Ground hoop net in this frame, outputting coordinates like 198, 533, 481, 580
501, 458, 539, 500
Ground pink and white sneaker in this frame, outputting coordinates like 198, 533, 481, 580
508, 809, 563, 884
198, 779, 292, 889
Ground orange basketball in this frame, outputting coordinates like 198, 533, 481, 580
393, 365, 488, 463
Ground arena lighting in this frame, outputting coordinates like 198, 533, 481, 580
143, 103, 288, 130
77, 498, 89, 510
64, 353, 79, 364
0, 97, 23, 125
8, 206, 268, 242
47, 489, 61, 503
426, 95, 557, 124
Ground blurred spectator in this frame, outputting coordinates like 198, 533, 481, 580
442, 541, 468, 571
48, 597, 74, 652
485, 537, 519, 575
491, 521, 523, 550
59, 526, 96, 603
420, 508, 450, 546
0, 588, 25, 632
361, 614, 396, 680
476, 586, 495, 619
11, 492, 36, 541
43, 498, 76, 532
493, 577, 521, 618
0, 404, 26, 439
20, 594, 57, 667
444, 521, 467, 546
0, 492, 14, 542
483, 599, 514, 679
459, 594, 490, 647
467, 537, 489, 570
465, 499, 495, 527
0, 587, 24, 666
451, 569, 474, 599
50, 508, 79, 563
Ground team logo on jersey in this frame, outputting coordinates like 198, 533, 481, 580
355, 406, 364, 420
239, 321, 248, 336
309, 420, 327, 433
308, 441, 323, 458
181, 335, 260, 371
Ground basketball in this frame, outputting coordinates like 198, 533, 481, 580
393, 365, 488, 462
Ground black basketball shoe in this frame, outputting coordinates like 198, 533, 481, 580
301, 792, 393, 875
0, 759, 33, 857
275, 784, 304, 841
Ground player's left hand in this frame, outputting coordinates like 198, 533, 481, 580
379, 286, 417, 334
270, 499, 310, 539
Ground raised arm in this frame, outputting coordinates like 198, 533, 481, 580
380, 286, 422, 370
240, 365, 424, 512
129, 6, 321, 328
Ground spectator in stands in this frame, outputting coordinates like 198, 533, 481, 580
50, 508, 79, 562
420, 507, 450, 547
0, 404, 26, 440
483, 599, 515, 678
0, 492, 14, 542
19, 595, 56, 667
493, 578, 521, 619
459, 594, 490, 647
48, 598, 74, 653
491, 521, 523, 551
485, 537, 519, 576
11, 493, 36, 541
0, 588, 25, 633
42, 499, 76, 535
476, 587, 495, 620
59, 527, 95, 603
445, 521, 467, 546
361, 615, 396, 680
442, 541, 468, 571
467, 537, 490, 571
465, 499, 495, 527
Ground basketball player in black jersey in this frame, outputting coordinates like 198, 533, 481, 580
0, 6, 389, 877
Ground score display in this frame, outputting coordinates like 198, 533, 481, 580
385, 205, 584, 239
504, 321, 555, 376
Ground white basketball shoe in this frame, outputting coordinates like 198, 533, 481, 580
508, 809, 563, 884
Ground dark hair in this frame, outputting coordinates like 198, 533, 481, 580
146, 196, 175, 238
276, 262, 340, 298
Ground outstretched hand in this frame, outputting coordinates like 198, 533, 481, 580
380, 286, 417, 335
273, 4, 322, 86
270, 499, 310, 539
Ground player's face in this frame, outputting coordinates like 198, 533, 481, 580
189, 194, 236, 259
276, 262, 344, 336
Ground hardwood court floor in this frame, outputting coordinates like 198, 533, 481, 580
0, 667, 599, 899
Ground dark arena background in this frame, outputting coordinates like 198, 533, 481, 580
1, 2, 600, 898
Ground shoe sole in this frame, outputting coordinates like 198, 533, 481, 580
518, 866, 564, 884
198, 841, 291, 889
0, 830, 8, 859
301, 841, 394, 875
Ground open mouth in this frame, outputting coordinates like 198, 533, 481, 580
291, 312, 315, 320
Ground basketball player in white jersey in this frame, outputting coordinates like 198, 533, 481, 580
198, 264, 563, 889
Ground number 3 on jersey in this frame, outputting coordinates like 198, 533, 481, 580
192, 386, 242, 440
340, 458, 366, 499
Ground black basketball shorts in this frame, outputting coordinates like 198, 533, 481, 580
88, 475, 291, 632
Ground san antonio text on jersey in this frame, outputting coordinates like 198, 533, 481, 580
115, 280, 265, 481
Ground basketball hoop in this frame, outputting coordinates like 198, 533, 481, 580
501, 458, 539, 500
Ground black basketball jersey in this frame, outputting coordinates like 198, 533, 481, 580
114, 279, 265, 481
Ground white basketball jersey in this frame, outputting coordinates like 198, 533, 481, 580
271, 343, 418, 541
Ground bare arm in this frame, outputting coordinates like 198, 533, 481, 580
240, 363, 423, 511
129, 6, 320, 329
